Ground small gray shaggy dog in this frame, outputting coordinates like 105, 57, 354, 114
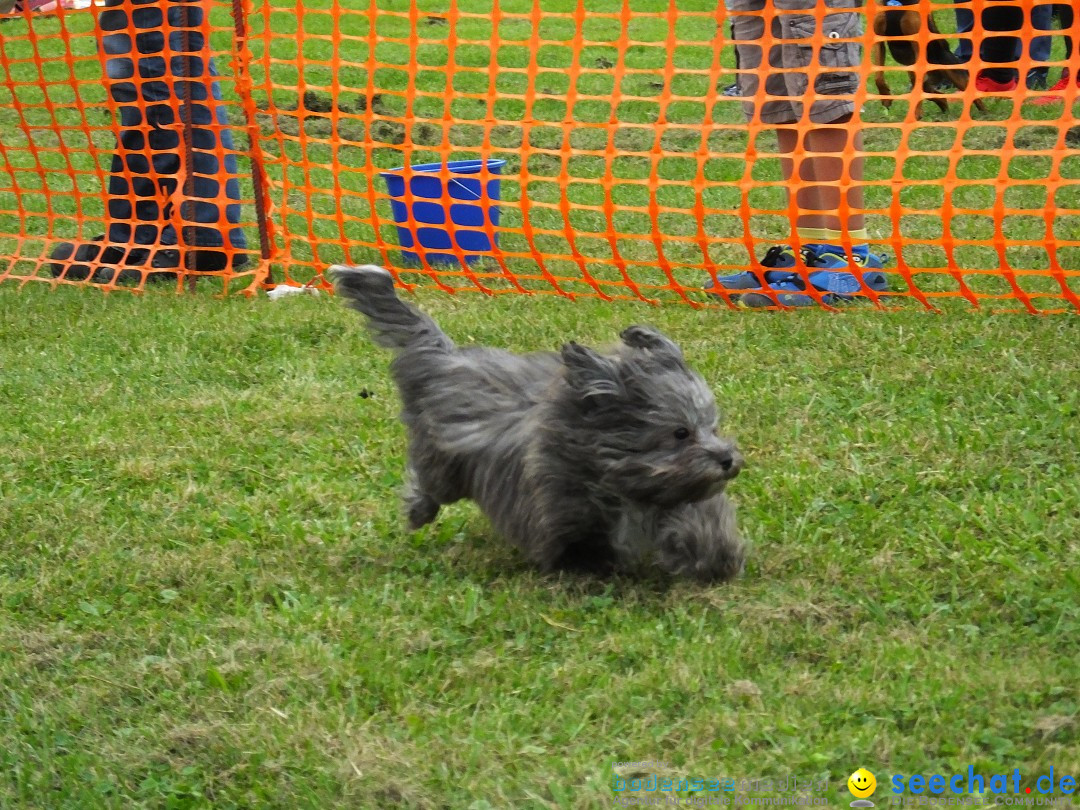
330, 264, 748, 582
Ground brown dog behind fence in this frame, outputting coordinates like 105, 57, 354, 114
872, 0, 988, 119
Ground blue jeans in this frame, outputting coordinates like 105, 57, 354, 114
955, 2, 1073, 87
1030, 4, 1074, 86
99, 0, 247, 269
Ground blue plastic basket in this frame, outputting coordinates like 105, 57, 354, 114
379, 159, 506, 266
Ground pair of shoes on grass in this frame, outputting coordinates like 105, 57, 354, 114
49, 235, 247, 284
704, 243, 889, 308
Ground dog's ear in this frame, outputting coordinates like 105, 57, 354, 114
561, 342, 623, 401
620, 325, 685, 364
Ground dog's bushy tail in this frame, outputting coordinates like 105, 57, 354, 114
328, 264, 454, 353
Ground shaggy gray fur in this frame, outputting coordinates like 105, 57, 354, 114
330, 264, 748, 582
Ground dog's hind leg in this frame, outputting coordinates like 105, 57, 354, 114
936, 66, 988, 115
925, 89, 948, 116
924, 35, 988, 116
403, 471, 441, 529
400, 435, 469, 530
912, 72, 929, 119
872, 41, 893, 109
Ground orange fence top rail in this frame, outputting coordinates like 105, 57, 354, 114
1, 0, 1078, 312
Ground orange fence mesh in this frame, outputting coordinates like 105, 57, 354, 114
1, 0, 1079, 311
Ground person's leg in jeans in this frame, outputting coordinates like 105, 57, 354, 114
977, 2, 1023, 88
1033, 4, 1074, 97
1053, 4, 1073, 77
708, 0, 888, 305
955, 1, 974, 63
957, 0, 1024, 90
1028, 4, 1055, 88
723, 20, 743, 96
50, 0, 247, 281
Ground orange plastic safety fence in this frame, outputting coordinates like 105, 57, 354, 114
1, 0, 1079, 311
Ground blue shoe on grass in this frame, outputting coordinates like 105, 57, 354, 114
739, 244, 889, 308
704, 244, 807, 292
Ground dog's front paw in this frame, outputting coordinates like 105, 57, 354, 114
653, 495, 748, 582
403, 478, 441, 530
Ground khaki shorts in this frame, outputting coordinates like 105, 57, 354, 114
727, 0, 864, 124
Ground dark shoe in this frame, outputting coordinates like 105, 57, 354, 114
49, 237, 242, 284
49, 235, 123, 281
93, 246, 181, 285
185, 248, 249, 273
50, 237, 177, 285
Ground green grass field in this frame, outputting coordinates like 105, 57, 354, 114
2, 286, 1079, 808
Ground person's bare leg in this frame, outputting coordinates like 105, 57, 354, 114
735, 116, 880, 306
776, 116, 864, 233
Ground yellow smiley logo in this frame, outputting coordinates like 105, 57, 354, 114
848, 768, 877, 799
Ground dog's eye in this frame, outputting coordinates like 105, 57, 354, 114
673, 427, 691, 441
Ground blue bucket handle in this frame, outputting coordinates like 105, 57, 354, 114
447, 178, 483, 200
380, 160, 506, 197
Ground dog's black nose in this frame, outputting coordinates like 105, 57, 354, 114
716, 448, 743, 477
